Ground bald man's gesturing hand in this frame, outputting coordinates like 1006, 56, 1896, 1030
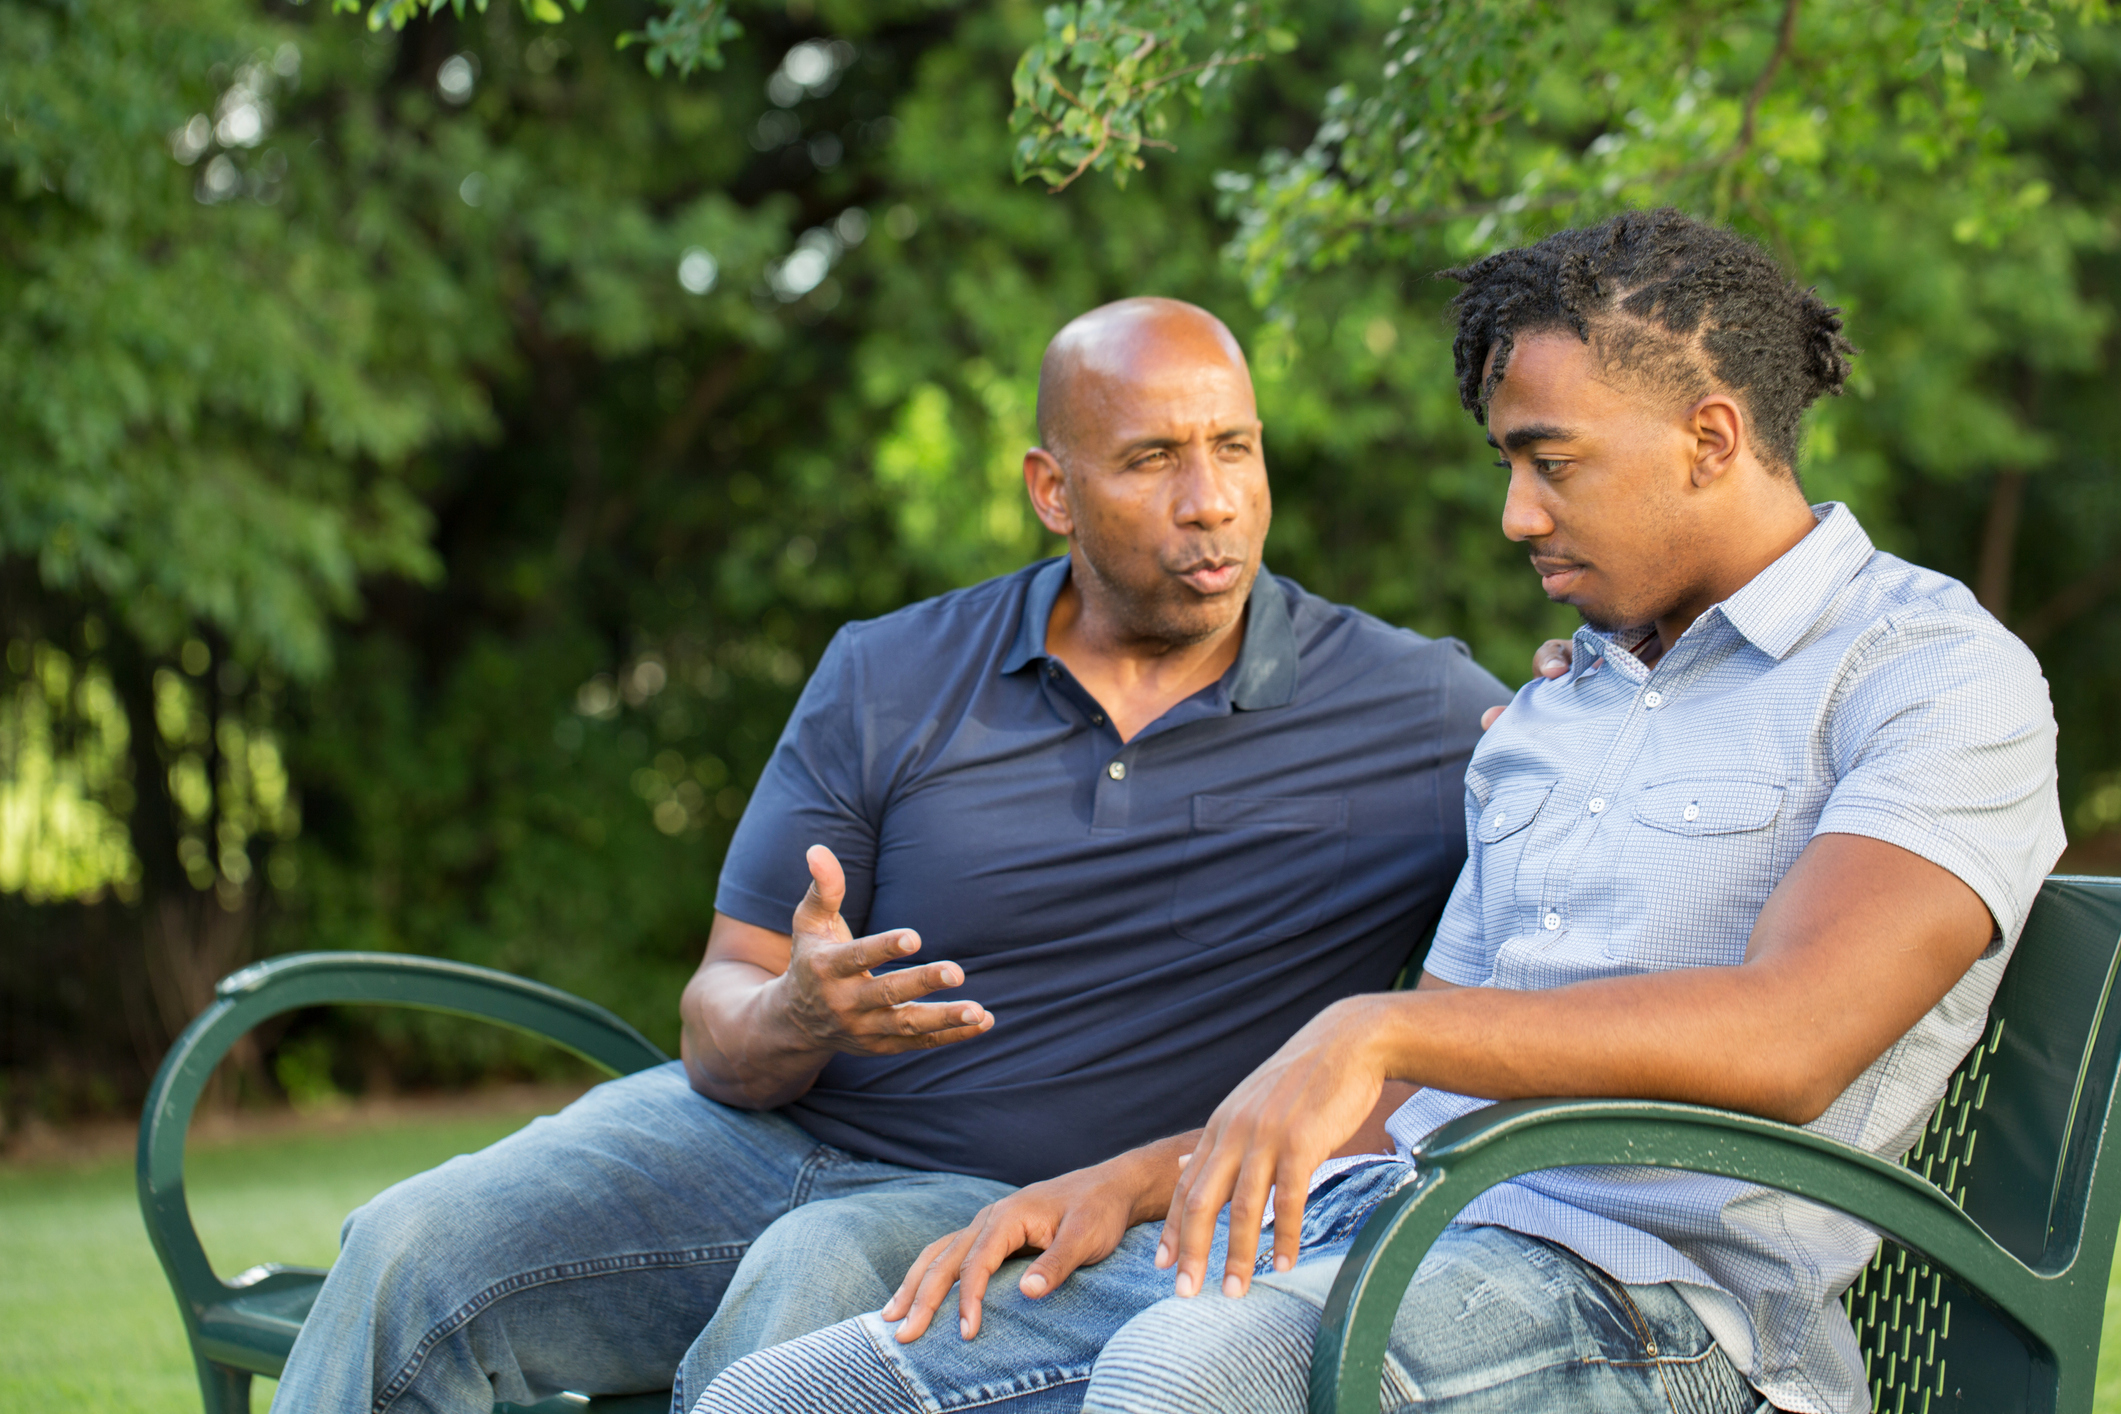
678, 845, 994, 1109
778, 845, 996, 1056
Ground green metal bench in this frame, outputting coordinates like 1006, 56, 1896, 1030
136, 951, 675, 1414
1311, 874, 2121, 1414
144, 875, 2121, 1414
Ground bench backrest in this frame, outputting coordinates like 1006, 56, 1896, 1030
1846, 875, 2121, 1412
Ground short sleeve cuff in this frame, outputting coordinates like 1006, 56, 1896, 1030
1811, 801, 2029, 947
713, 878, 802, 936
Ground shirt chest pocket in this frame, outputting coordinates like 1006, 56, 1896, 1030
1170, 795, 1349, 949
1475, 781, 1555, 911
1613, 778, 1790, 965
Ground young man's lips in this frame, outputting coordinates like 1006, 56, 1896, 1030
1178, 562, 1243, 593
1533, 561, 1584, 594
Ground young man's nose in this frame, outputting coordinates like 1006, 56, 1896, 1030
1500, 465, 1556, 543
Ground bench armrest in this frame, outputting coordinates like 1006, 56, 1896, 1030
137, 952, 669, 1338
1307, 1097, 2083, 1414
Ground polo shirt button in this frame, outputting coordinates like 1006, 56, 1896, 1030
1588, 797, 1605, 814
1091, 713, 1105, 725
1644, 691, 1663, 709
1107, 760, 1127, 781
1684, 803, 1700, 822
1543, 912, 1561, 931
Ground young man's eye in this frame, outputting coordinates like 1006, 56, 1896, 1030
1491, 456, 1510, 470
1533, 457, 1564, 475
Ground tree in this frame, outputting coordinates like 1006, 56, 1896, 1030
3, 0, 2117, 1123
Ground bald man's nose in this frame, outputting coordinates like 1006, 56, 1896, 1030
1173, 447, 1242, 530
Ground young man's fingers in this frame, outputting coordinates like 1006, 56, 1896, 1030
1216, 1154, 1278, 1298
860, 959, 962, 1007
1018, 1212, 1108, 1300
1534, 638, 1573, 676
1170, 1141, 1245, 1297
1269, 1156, 1309, 1273
832, 928, 923, 978
1480, 704, 1507, 732
864, 1000, 989, 1040
952, 1216, 1030, 1339
882, 1231, 957, 1323
892, 1231, 976, 1343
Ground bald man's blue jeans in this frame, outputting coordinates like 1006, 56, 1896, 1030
265, 1062, 1010, 1414
694, 1162, 1770, 1414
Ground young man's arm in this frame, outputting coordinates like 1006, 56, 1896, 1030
880, 1075, 1428, 1342
1158, 830, 1992, 1298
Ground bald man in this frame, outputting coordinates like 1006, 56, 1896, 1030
267, 299, 1509, 1414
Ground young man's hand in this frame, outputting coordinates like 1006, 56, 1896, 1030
1481, 638, 1573, 731
882, 1133, 1197, 1342
774, 844, 994, 1055
1155, 997, 1390, 1300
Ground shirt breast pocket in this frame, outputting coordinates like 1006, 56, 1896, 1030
1475, 780, 1555, 912
1170, 795, 1349, 949
1613, 778, 1788, 965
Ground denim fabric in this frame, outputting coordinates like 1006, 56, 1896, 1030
695, 1162, 1768, 1414
267, 1062, 1010, 1414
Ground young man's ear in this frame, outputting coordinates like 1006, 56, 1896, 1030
1024, 448, 1074, 537
1688, 395, 1747, 488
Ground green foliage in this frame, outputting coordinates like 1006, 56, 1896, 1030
2, 0, 2118, 1120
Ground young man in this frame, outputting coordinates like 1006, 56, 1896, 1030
695, 211, 2065, 1414
266, 297, 1511, 1414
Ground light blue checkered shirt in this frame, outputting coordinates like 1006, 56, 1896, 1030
1379, 503, 2065, 1414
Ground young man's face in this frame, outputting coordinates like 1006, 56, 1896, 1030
1483, 331, 1711, 634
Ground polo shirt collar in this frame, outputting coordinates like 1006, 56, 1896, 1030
1001, 556, 1299, 710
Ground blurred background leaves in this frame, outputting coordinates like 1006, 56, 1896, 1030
3, 0, 2119, 1131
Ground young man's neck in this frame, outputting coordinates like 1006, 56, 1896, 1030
1044, 558, 1250, 742
1648, 489, 1819, 658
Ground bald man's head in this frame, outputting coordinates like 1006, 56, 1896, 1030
1019, 296, 1270, 650
1035, 298, 1252, 463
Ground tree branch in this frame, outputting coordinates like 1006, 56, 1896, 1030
2016, 559, 2121, 651
1731, 0, 1802, 165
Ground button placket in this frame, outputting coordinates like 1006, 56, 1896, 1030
1534, 671, 1660, 939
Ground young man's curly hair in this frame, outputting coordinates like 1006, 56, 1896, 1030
1441, 208, 1857, 480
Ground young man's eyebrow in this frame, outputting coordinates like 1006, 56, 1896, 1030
1496, 423, 1576, 454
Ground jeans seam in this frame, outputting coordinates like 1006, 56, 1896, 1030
373, 1244, 748, 1413
789, 1144, 847, 1209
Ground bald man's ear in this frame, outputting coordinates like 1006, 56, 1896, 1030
1024, 448, 1074, 537
1688, 394, 1746, 489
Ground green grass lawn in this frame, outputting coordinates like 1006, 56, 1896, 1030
0, 1101, 563, 1414
12, 1102, 2121, 1414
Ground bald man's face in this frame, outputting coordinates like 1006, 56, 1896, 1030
1030, 316, 1270, 647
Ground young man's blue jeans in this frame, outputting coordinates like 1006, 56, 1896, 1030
696, 1163, 1771, 1414
267, 1062, 1010, 1414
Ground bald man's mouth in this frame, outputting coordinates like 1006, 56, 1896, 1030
1173, 556, 1244, 596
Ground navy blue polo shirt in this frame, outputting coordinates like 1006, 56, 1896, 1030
715, 557, 1508, 1185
